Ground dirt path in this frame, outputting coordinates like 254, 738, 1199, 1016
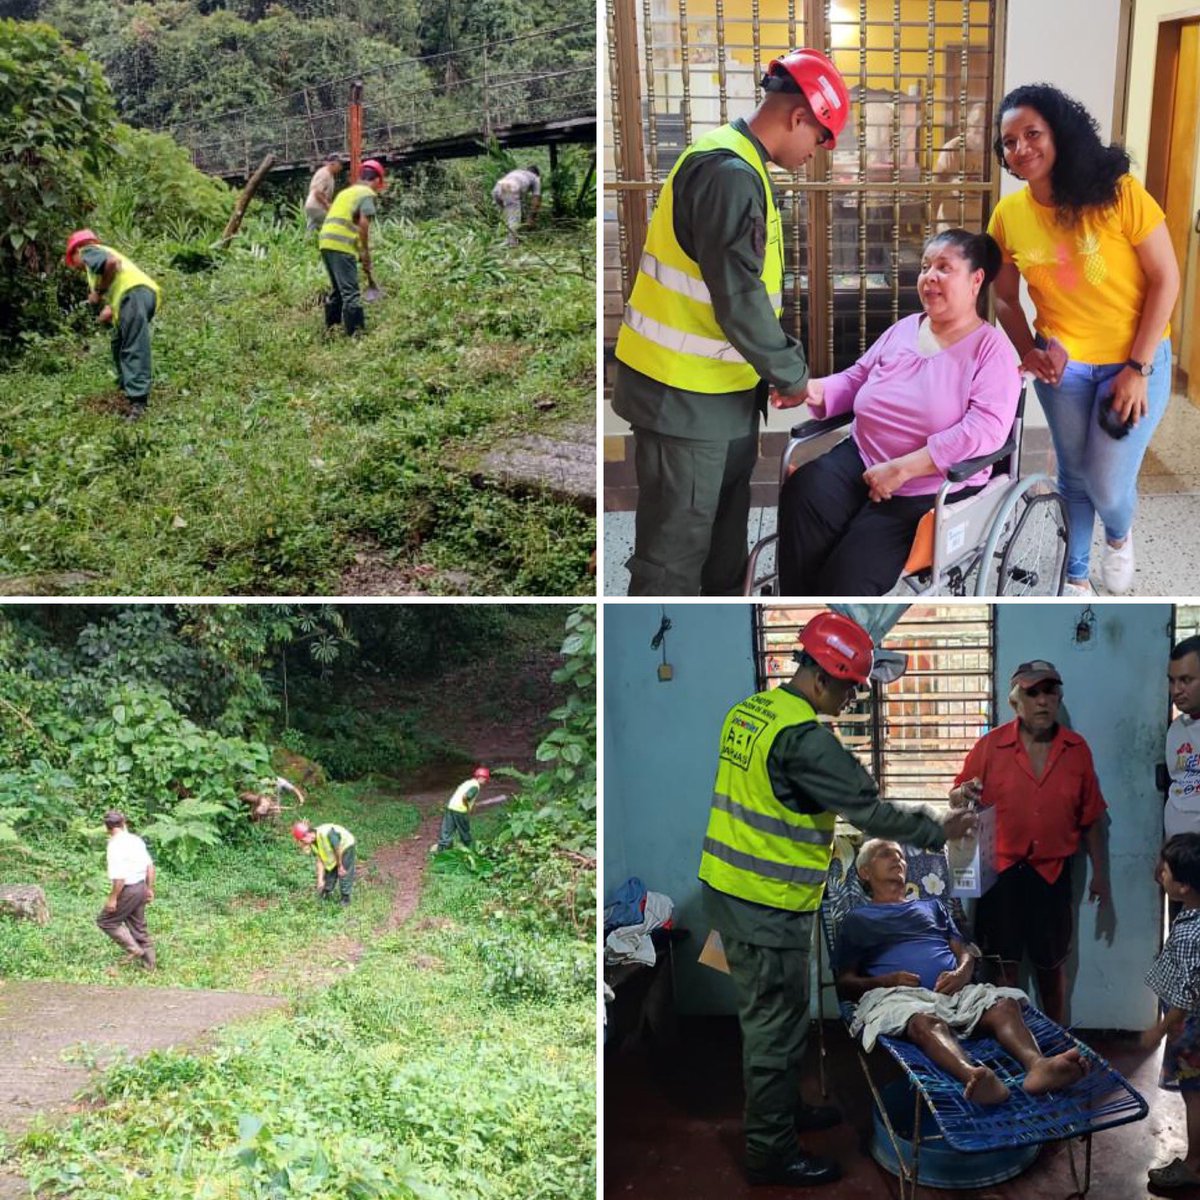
0, 651, 556, 1195
0, 981, 287, 1197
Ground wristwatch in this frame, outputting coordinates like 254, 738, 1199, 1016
1125, 358, 1153, 376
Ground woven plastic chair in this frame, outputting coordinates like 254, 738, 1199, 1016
813, 838, 1149, 1199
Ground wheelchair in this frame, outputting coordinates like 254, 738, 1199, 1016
744, 387, 1070, 597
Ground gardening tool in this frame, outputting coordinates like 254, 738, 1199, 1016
363, 266, 382, 302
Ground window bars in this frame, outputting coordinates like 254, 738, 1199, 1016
604, 0, 1005, 374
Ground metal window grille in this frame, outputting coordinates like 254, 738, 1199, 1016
753, 603, 994, 811
1176, 605, 1200, 646
604, 0, 1004, 375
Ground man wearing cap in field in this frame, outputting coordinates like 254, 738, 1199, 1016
949, 659, 1110, 1025
305, 153, 344, 231
64, 230, 161, 421
612, 48, 851, 596
96, 810, 157, 969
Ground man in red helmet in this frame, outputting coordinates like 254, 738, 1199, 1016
698, 611, 977, 1188
435, 766, 491, 851
64, 230, 160, 421
317, 160, 386, 336
292, 818, 358, 905
613, 48, 851, 597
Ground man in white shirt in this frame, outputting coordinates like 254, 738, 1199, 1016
491, 165, 541, 246
1166, 637, 1200, 839
305, 154, 344, 231
96, 810, 157, 970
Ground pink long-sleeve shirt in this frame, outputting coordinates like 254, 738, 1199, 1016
808, 314, 1021, 496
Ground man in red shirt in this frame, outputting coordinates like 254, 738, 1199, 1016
949, 659, 1109, 1025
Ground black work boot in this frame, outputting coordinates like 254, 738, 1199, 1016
795, 1101, 843, 1132
344, 307, 365, 337
746, 1154, 842, 1187
324, 295, 341, 328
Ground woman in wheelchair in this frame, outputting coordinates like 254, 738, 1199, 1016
774, 229, 1021, 595
834, 840, 1091, 1106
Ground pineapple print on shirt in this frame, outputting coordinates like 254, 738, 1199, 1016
1078, 232, 1107, 286
1023, 233, 1107, 295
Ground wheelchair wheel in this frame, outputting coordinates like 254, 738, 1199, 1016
993, 487, 1069, 596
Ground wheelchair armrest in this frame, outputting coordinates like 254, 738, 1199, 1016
788, 412, 854, 440
945, 435, 1016, 483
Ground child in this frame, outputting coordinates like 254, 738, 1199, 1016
1144, 832, 1200, 1190
435, 766, 490, 851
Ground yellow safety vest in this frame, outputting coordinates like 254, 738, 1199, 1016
85, 245, 160, 330
314, 823, 356, 870
318, 185, 375, 256
447, 779, 480, 814
615, 123, 784, 393
698, 688, 836, 912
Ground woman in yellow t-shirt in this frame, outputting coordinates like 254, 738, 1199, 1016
987, 84, 1179, 596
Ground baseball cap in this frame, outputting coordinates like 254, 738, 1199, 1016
1011, 659, 1062, 688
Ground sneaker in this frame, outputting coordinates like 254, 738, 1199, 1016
1061, 578, 1094, 597
1100, 533, 1134, 595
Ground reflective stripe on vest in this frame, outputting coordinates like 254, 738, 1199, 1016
318, 185, 375, 255
85, 245, 160, 330
698, 688, 836, 912
447, 779, 480, 814
615, 123, 784, 393
314, 823, 356, 870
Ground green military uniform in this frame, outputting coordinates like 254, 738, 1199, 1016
318, 184, 377, 336
613, 117, 810, 596
313, 823, 357, 904
81, 244, 159, 407
699, 683, 948, 1172
436, 778, 481, 850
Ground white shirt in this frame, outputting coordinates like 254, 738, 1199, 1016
1164, 712, 1200, 838
500, 168, 540, 196
106, 829, 153, 884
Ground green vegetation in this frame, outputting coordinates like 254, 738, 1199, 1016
0, 603, 596, 1198
0, 209, 594, 594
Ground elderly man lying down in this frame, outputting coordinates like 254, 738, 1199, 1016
833, 839, 1090, 1105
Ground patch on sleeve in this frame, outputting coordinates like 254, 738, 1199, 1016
751, 217, 766, 259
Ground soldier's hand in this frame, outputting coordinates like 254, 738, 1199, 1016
97, 305, 113, 326
942, 808, 978, 841
887, 971, 922, 988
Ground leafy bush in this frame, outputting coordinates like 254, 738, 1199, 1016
475, 928, 592, 1006
93, 125, 232, 240
0, 19, 116, 343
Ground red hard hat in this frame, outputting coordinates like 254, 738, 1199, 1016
473, 766, 490, 781
797, 612, 874, 684
361, 158, 385, 182
291, 821, 311, 842
763, 48, 851, 149
64, 228, 100, 267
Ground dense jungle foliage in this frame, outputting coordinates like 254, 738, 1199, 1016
0, 602, 596, 1198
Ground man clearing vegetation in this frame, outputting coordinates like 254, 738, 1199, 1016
436, 765, 491, 851
65, 230, 160, 421
293, 819, 357, 905
317, 159, 386, 336
492, 165, 541, 247
97, 809, 157, 969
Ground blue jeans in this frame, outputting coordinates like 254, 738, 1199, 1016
1033, 337, 1172, 580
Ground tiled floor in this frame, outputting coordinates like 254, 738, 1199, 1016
603, 389, 1200, 597
604, 1012, 1182, 1200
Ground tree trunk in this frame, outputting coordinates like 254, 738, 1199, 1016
216, 152, 277, 246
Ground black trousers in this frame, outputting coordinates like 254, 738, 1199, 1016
777, 438, 979, 595
320, 249, 364, 335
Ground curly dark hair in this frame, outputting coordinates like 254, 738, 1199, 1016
994, 84, 1130, 224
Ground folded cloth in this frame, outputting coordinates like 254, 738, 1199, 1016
604, 891, 675, 967
851, 982, 1029, 1052
604, 876, 647, 933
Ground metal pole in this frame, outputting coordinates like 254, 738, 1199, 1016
348, 80, 363, 179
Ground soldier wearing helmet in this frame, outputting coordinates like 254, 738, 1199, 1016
434, 766, 491, 852
292, 818, 358, 905
64, 229, 161, 421
698, 611, 978, 1188
613, 48, 850, 597
317, 159, 386, 336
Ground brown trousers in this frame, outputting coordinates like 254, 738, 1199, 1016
97, 881, 155, 966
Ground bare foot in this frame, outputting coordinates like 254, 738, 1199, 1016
1023, 1048, 1090, 1094
963, 1065, 1010, 1105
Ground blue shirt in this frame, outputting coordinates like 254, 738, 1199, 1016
833, 898, 964, 991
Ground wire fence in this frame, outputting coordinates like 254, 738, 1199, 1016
160, 21, 596, 177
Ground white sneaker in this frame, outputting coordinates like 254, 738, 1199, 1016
1100, 534, 1135, 595
1061, 578, 1094, 597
